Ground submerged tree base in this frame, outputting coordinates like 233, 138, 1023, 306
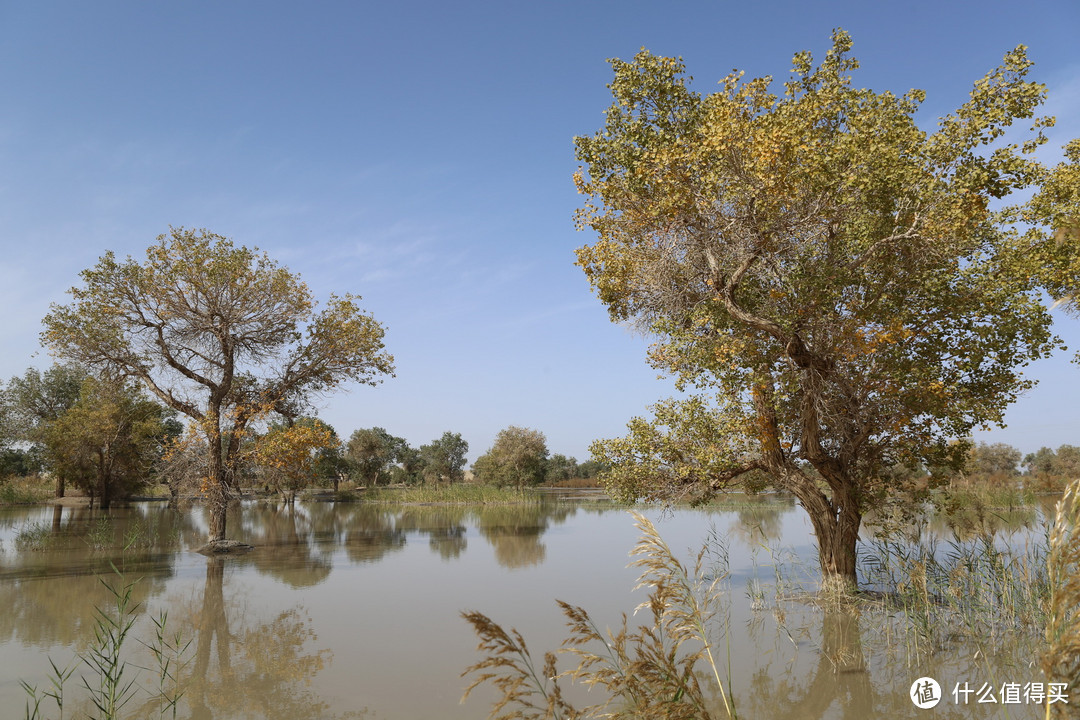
195, 540, 255, 555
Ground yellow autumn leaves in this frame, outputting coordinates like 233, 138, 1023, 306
253, 422, 336, 487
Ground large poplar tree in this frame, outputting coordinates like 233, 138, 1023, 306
575, 31, 1073, 589
43, 228, 394, 545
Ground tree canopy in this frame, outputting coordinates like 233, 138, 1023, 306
419, 431, 469, 483
2, 364, 90, 495
254, 418, 338, 503
346, 427, 409, 486
472, 426, 549, 488
576, 31, 1073, 588
42, 376, 174, 507
1024, 138, 1080, 324
42, 227, 394, 542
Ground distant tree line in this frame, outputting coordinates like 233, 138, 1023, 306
344, 428, 469, 485
344, 424, 602, 488
1, 364, 602, 504
941, 441, 1080, 491
11, 365, 1069, 505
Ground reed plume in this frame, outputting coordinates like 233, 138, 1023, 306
462, 511, 735, 719
1043, 477, 1080, 716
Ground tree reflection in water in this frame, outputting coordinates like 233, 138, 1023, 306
474, 503, 576, 569
342, 504, 408, 564
245, 502, 333, 588
397, 506, 469, 560
177, 556, 363, 720
746, 610, 876, 719
2, 497, 1056, 718
731, 501, 787, 544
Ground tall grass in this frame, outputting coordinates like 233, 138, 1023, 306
81, 515, 180, 553
21, 567, 191, 720
0, 477, 53, 505
14, 521, 58, 552
857, 531, 1050, 657
1043, 477, 1080, 717
462, 512, 736, 720
81, 572, 141, 718
367, 484, 544, 505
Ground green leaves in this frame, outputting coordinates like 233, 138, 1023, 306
576, 31, 1076, 587
420, 431, 470, 484
1022, 138, 1080, 324
473, 427, 548, 488
591, 396, 763, 506
41, 227, 395, 538
41, 376, 172, 505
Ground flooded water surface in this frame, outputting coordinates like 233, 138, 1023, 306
0, 496, 1059, 718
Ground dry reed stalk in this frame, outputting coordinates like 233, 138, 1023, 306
461, 511, 736, 720
1043, 477, 1080, 718
460, 611, 579, 720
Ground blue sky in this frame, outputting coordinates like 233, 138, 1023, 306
1, 1, 1078, 462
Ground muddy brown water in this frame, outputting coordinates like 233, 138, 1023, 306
0, 495, 1060, 718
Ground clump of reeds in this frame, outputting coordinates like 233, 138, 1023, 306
461, 512, 735, 719
85, 515, 114, 551
1043, 476, 1080, 715
14, 521, 56, 552
458, 615, 578, 720
21, 565, 191, 720
0, 476, 54, 505
858, 529, 1050, 658
369, 484, 544, 506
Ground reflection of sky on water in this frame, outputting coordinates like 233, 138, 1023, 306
0, 496, 1058, 719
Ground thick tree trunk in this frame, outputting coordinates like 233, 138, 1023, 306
207, 441, 229, 543
207, 484, 228, 542
797, 486, 862, 592
54, 474, 65, 499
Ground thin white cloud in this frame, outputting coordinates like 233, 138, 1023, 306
488, 299, 596, 333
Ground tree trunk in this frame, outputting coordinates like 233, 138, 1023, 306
97, 450, 112, 510
207, 484, 228, 542
207, 448, 229, 543
798, 487, 861, 592
54, 474, 65, 499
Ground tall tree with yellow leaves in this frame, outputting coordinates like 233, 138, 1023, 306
254, 419, 338, 503
576, 31, 1073, 590
43, 228, 394, 545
